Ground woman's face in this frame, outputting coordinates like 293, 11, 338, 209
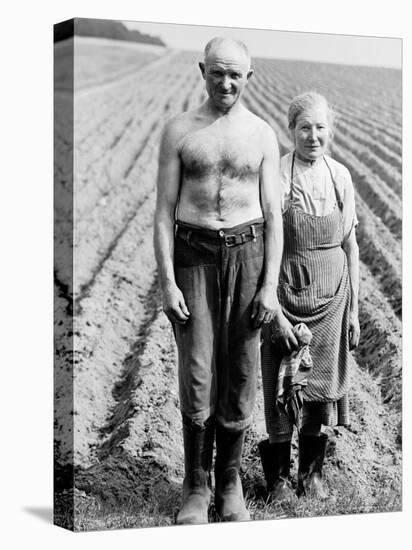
293, 104, 330, 162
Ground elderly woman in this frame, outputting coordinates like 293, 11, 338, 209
259, 91, 360, 500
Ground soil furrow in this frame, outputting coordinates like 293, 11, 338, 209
123, 120, 159, 179
356, 264, 402, 411
74, 62, 195, 217
355, 195, 402, 317
109, 116, 134, 150
73, 51, 182, 148
331, 143, 401, 239
96, 272, 162, 460
73, 308, 181, 518
69, 195, 159, 466
73, 130, 160, 293
336, 117, 402, 178
73, 70, 199, 296
75, 191, 152, 313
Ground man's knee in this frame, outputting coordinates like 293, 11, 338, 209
182, 413, 214, 431
215, 414, 253, 433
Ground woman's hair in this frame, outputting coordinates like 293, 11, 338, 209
287, 91, 337, 136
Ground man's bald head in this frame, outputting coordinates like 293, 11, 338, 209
199, 37, 253, 113
203, 37, 251, 69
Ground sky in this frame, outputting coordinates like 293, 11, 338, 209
124, 20, 401, 69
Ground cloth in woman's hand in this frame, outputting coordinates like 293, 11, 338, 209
276, 323, 313, 426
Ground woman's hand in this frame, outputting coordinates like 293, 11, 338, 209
349, 311, 360, 350
271, 310, 299, 354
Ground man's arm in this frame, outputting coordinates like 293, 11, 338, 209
251, 124, 298, 351
153, 119, 190, 324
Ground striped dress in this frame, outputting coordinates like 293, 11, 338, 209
261, 152, 355, 439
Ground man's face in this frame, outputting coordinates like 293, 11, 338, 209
200, 46, 252, 112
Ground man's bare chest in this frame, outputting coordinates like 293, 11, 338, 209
179, 126, 263, 181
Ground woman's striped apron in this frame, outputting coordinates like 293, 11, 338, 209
261, 152, 354, 437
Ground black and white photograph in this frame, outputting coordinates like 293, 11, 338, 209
2, 1, 410, 549
53, 16, 402, 531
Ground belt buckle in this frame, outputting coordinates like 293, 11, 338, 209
224, 234, 237, 247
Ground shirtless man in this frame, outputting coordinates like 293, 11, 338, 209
154, 37, 290, 524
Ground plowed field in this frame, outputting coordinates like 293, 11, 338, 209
54, 37, 402, 530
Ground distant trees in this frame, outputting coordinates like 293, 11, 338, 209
54, 18, 166, 46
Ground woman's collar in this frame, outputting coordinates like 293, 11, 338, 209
294, 150, 324, 166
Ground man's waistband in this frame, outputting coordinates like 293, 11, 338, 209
175, 218, 264, 248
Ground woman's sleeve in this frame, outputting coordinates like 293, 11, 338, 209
341, 166, 359, 242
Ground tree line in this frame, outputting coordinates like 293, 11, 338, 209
54, 18, 166, 46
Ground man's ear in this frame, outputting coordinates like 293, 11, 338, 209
199, 62, 206, 79
246, 69, 254, 81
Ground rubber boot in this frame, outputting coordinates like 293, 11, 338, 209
214, 426, 250, 522
176, 418, 215, 525
258, 439, 294, 501
297, 432, 328, 499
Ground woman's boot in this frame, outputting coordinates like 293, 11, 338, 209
258, 439, 294, 501
214, 425, 250, 522
176, 418, 215, 525
297, 432, 328, 499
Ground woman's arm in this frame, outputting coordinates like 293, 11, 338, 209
342, 228, 360, 350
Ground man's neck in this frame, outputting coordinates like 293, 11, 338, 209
204, 98, 244, 119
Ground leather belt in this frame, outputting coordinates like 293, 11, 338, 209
176, 222, 264, 248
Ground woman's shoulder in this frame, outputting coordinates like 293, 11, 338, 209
280, 151, 294, 163
279, 152, 293, 195
325, 155, 356, 207
280, 151, 294, 172
324, 154, 352, 182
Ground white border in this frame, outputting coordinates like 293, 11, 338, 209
2, 1, 409, 548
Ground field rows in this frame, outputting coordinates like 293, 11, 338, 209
253, 59, 401, 132
254, 66, 402, 174
72, 53, 201, 296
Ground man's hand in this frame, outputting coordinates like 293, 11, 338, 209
162, 282, 190, 324
251, 284, 279, 329
271, 310, 298, 354
348, 311, 360, 350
